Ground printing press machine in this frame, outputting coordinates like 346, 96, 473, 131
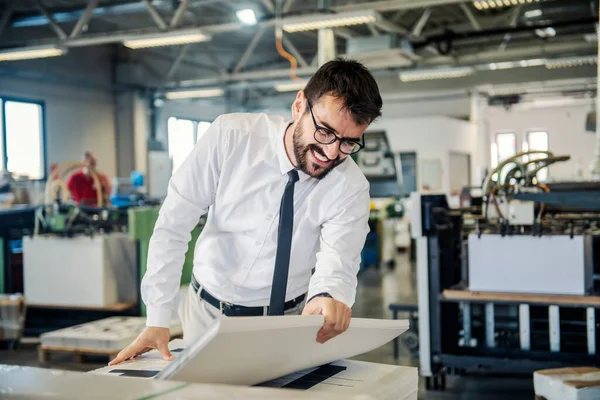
412, 156, 600, 390
0, 203, 203, 337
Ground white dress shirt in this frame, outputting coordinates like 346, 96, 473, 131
142, 113, 370, 328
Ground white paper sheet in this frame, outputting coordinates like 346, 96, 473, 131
156, 316, 409, 386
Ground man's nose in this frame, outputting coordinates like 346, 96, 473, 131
322, 142, 339, 160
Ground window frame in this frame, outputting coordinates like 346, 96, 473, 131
1, 95, 47, 181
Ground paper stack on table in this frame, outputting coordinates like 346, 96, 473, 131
92, 316, 417, 399
0, 365, 358, 400
534, 367, 600, 400
40, 317, 183, 351
258, 359, 418, 400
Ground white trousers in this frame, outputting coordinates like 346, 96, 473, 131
178, 284, 305, 344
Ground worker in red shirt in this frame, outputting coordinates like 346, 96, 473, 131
66, 151, 111, 207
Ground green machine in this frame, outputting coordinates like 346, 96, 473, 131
128, 207, 201, 316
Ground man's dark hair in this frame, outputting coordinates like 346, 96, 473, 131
303, 58, 382, 126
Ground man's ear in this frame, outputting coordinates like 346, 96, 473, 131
291, 90, 305, 120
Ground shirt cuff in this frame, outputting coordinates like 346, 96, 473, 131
145, 306, 173, 328
306, 287, 353, 308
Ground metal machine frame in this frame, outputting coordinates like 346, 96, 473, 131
411, 192, 600, 390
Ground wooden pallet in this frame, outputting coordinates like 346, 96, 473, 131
38, 345, 120, 364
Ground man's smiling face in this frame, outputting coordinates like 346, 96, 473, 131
291, 93, 368, 179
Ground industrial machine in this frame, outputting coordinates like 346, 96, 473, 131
0, 162, 202, 336
413, 151, 600, 390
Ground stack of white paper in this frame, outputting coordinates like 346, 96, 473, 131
534, 367, 600, 400
93, 316, 416, 399
258, 359, 418, 400
40, 317, 182, 351
0, 365, 358, 400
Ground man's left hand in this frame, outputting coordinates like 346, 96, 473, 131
302, 296, 352, 343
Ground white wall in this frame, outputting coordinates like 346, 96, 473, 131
486, 102, 597, 181
0, 47, 118, 179
369, 116, 478, 194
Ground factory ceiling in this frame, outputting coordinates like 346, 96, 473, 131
0, 0, 597, 98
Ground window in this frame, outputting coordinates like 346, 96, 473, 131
526, 131, 549, 182
492, 132, 517, 182
167, 117, 212, 174
0, 99, 46, 180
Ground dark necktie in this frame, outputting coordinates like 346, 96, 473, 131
268, 169, 300, 315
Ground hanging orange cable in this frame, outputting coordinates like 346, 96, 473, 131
275, 33, 301, 81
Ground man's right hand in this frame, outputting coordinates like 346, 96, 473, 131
108, 326, 174, 366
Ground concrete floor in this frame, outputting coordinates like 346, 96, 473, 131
0, 253, 535, 399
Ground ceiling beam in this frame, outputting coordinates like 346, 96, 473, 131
0, 1, 14, 40
411, 8, 432, 38
367, 23, 380, 36
170, 0, 191, 28
332, 0, 470, 13
459, 3, 481, 31
261, 0, 275, 13
373, 18, 409, 36
35, 1, 67, 40
162, 40, 595, 89
143, 0, 168, 31
165, 43, 190, 80
234, 26, 266, 73
282, 0, 295, 13
282, 35, 308, 67
70, 0, 101, 39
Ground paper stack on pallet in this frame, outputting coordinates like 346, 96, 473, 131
534, 367, 600, 400
40, 317, 182, 351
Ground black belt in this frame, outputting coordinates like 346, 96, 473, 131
191, 275, 306, 317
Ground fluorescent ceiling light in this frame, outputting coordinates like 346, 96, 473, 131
535, 27, 555, 38
545, 56, 597, 69
399, 67, 474, 82
236, 9, 257, 25
524, 9, 543, 18
0, 45, 65, 62
123, 30, 210, 49
165, 88, 224, 99
473, 0, 542, 10
282, 10, 378, 33
275, 80, 307, 92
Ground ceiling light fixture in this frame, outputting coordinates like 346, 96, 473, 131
0, 45, 66, 62
545, 56, 597, 69
164, 88, 224, 99
398, 67, 475, 82
473, 0, 543, 10
123, 30, 210, 49
274, 80, 307, 92
535, 27, 556, 38
236, 9, 257, 26
524, 9, 543, 18
282, 10, 378, 33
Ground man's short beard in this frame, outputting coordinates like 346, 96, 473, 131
292, 124, 343, 180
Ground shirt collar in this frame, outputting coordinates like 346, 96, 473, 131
277, 120, 312, 183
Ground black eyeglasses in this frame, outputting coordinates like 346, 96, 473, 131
307, 100, 364, 155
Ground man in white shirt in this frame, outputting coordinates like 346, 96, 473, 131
110, 58, 383, 365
